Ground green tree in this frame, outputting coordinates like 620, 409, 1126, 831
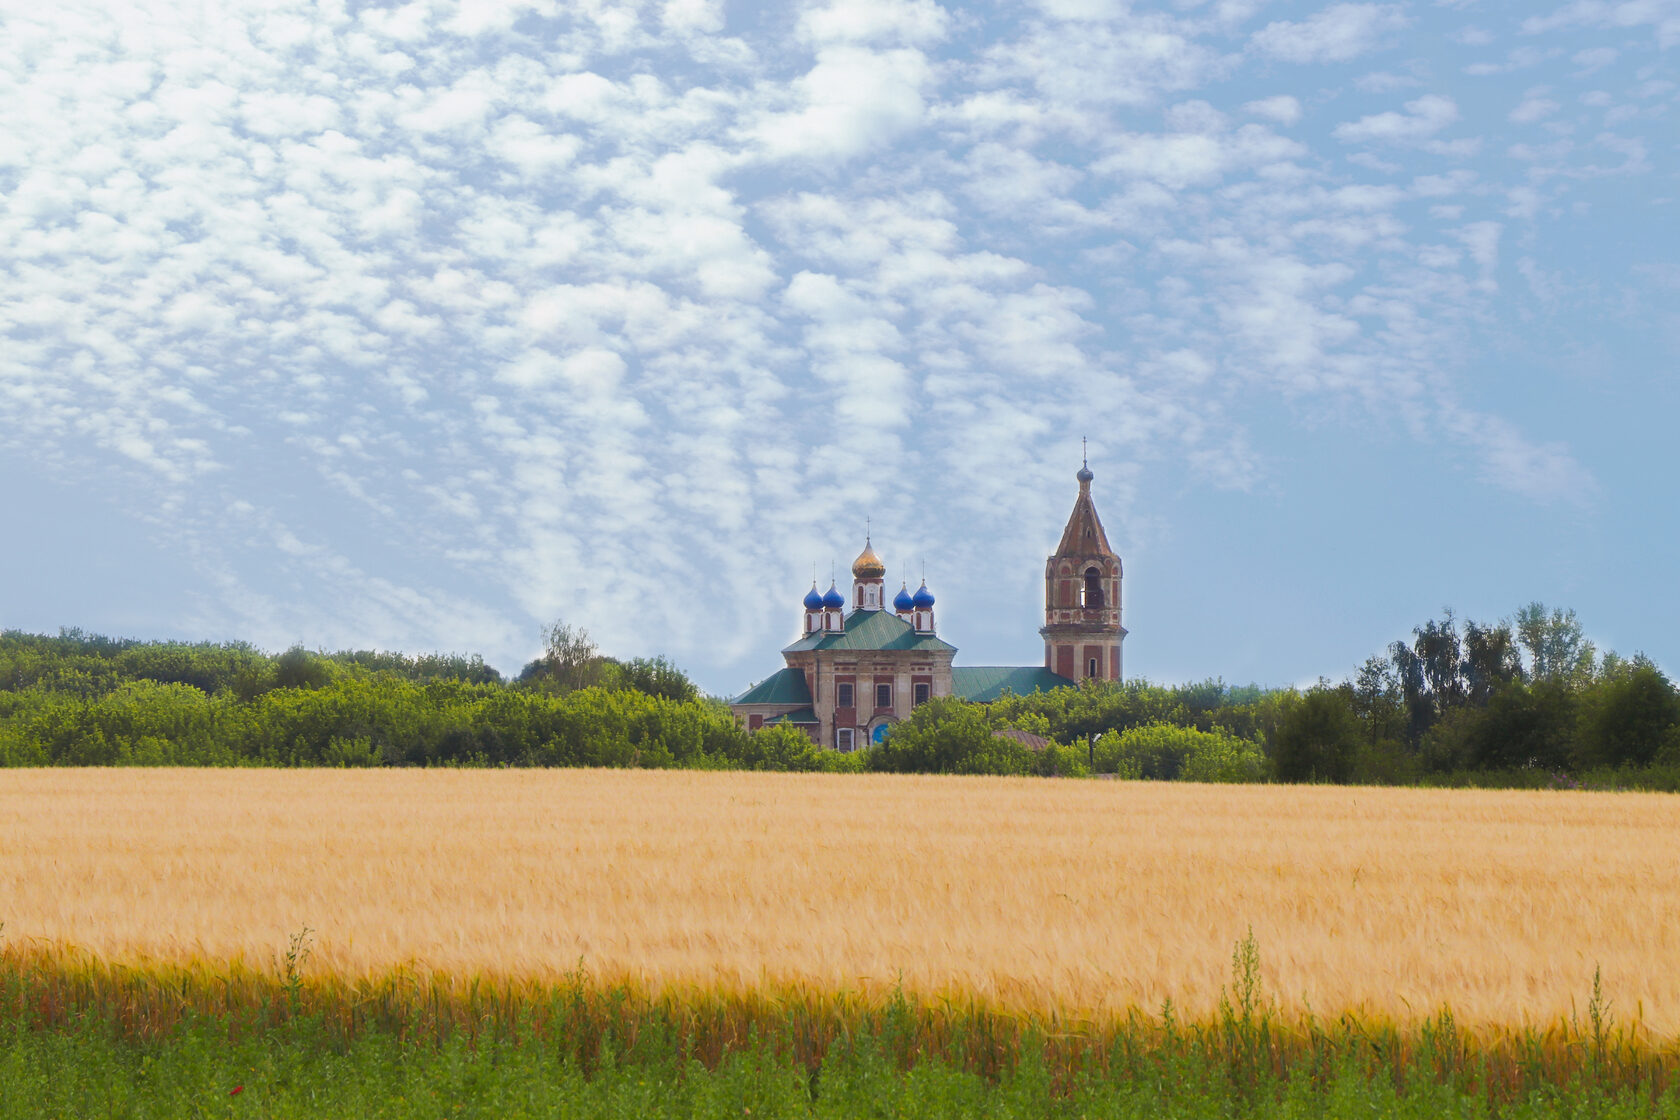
1272, 687, 1361, 783
866, 697, 1033, 776
1465, 680, 1575, 771
1515, 603, 1596, 684
615, 656, 699, 703
1462, 619, 1525, 705
527, 621, 612, 694
1575, 660, 1680, 769
1093, 722, 1265, 782
274, 646, 333, 690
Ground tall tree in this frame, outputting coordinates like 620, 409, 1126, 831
1515, 603, 1596, 684
1412, 611, 1465, 712
1462, 619, 1525, 705
539, 621, 606, 693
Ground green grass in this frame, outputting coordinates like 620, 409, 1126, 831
6, 1011, 1680, 1119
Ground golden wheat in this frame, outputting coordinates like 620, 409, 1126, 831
3, 769, 1678, 1034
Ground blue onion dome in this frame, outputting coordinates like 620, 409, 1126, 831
821, 581, 845, 609
1077, 463, 1094, 483
912, 580, 935, 608
893, 583, 915, 611
803, 583, 825, 610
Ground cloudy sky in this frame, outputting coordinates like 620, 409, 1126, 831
2, 0, 1676, 694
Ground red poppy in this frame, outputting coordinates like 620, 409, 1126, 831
230, 1086, 244, 1096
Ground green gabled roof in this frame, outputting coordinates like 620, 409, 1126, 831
732, 667, 811, 706
764, 707, 818, 725
782, 609, 957, 654
952, 666, 1074, 703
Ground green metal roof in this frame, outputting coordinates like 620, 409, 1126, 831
732, 667, 811, 706
952, 666, 1074, 703
764, 707, 818, 725
782, 609, 957, 654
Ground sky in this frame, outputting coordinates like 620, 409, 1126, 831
1, 0, 1676, 696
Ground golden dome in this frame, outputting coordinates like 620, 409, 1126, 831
851, 538, 886, 579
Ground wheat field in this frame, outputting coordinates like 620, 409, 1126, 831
3, 768, 1678, 1034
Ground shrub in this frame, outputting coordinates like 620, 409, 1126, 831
1093, 722, 1265, 782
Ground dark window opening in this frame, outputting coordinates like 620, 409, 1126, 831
1081, 568, 1105, 608
876, 683, 892, 710
1087, 657, 1099, 679
837, 727, 855, 751
913, 682, 930, 706
837, 683, 854, 708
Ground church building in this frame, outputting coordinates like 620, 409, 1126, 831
731, 459, 1126, 749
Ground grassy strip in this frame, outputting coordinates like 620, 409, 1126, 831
8, 1006, 1680, 1119
5, 937, 1680, 1111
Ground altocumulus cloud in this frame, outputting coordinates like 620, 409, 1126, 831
0, 0, 1671, 689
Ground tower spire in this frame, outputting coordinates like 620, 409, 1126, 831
1041, 455, 1125, 682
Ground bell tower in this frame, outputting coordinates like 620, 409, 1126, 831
1040, 446, 1126, 681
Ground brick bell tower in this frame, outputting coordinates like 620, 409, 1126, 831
1041, 446, 1126, 681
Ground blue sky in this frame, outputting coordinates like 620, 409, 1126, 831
1, 0, 1676, 696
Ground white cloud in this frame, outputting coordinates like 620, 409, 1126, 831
1523, 1, 1680, 49
1572, 46, 1619, 73
1455, 221, 1502, 292
978, 13, 1221, 121
1440, 408, 1594, 504
798, 0, 950, 45
663, 0, 726, 36
1094, 124, 1304, 189
1509, 95, 1559, 124
1333, 94, 1459, 144
751, 46, 933, 162
1242, 95, 1303, 125
1250, 4, 1409, 64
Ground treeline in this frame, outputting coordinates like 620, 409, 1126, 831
0, 628, 844, 772
3, 603, 1678, 786
1272, 604, 1680, 785
936, 603, 1680, 786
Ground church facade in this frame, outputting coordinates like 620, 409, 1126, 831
731, 461, 1126, 749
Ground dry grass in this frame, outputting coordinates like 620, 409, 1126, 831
3, 768, 1679, 1036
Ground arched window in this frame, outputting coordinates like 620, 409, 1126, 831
1081, 567, 1104, 608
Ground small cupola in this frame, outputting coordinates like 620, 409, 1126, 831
911, 580, 936, 635
893, 582, 915, 615
851, 534, 887, 611
802, 582, 825, 635
851, 540, 886, 580
821, 580, 845, 631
